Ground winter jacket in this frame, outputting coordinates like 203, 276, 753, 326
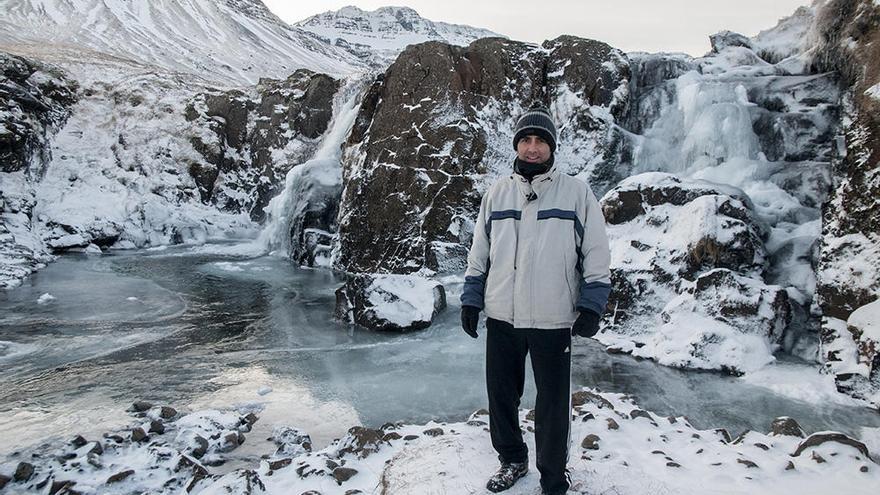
461, 165, 612, 329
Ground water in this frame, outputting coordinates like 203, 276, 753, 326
1, 247, 879, 461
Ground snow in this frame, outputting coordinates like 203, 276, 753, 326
3, 389, 877, 495
849, 299, 880, 343
366, 274, 441, 327
36, 292, 55, 304
865, 83, 880, 101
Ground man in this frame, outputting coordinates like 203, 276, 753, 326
460, 103, 612, 495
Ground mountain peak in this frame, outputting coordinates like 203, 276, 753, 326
295, 4, 502, 57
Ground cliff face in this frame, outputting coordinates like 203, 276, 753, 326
810, 0, 880, 406
334, 36, 629, 275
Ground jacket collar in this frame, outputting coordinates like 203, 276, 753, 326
514, 165, 559, 200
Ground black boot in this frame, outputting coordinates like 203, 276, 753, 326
486, 461, 528, 492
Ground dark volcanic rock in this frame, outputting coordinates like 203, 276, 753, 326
335, 273, 446, 331
1, 51, 78, 174
336, 36, 630, 274
184, 69, 339, 221
770, 417, 806, 438
336, 426, 386, 459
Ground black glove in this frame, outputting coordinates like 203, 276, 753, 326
460, 305, 481, 338
571, 310, 601, 338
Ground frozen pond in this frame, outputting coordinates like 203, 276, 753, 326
2, 245, 879, 461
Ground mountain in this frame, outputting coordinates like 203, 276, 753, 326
0, 0, 366, 85
295, 5, 503, 62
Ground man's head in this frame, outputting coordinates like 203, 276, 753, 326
513, 104, 557, 164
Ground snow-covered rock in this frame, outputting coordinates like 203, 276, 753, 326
4, 391, 878, 495
598, 173, 790, 373
335, 273, 447, 332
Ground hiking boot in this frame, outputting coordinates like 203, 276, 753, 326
486, 461, 528, 492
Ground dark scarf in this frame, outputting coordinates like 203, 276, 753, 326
514, 154, 554, 182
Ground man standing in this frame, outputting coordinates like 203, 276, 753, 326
460, 103, 611, 495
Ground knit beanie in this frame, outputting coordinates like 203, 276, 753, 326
512, 103, 557, 153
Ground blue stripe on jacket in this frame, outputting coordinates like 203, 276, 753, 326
486, 209, 521, 236
577, 281, 612, 315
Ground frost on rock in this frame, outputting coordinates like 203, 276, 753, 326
334, 273, 447, 331
599, 173, 790, 373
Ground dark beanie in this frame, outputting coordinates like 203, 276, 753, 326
512, 103, 557, 153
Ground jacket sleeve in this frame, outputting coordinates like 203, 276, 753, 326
576, 185, 612, 315
461, 191, 491, 309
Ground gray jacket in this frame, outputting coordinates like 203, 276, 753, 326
461, 165, 612, 329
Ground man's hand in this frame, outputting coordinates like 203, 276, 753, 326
571, 310, 601, 338
461, 305, 481, 338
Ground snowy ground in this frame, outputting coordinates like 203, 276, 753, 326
1, 389, 877, 494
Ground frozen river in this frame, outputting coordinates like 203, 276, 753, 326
2, 246, 879, 461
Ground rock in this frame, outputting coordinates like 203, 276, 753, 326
581, 434, 600, 450
130, 401, 153, 413
715, 429, 732, 443
131, 427, 148, 442
336, 426, 386, 459
525, 410, 535, 421
629, 409, 653, 422
403, 435, 419, 441
382, 432, 402, 442
666, 461, 681, 468
49, 480, 75, 495
571, 390, 615, 409
70, 435, 88, 447
422, 428, 444, 437
185, 70, 339, 222
244, 413, 259, 429
737, 458, 759, 469
158, 406, 177, 419
332, 467, 359, 484
606, 418, 620, 430
149, 420, 165, 434
336, 36, 629, 274
13, 462, 34, 482
811, 451, 827, 463
785, 461, 796, 471
219, 432, 242, 452
189, 435, 209, 459
85, 441, 103, 456
709, 31, 754, 52
335, 274, 446, 332
0, 474, 10, 489
272, 426, 312, 456
792, 432, 874, 461
770, 417, 806, 438
106, 470, 135, 484
268, 458, 292, 471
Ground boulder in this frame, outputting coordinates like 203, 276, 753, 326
272, 426, 312, 457
336, 36, 630, 274
769, 417, 805, 438
335, 426, 386, 459
335, 274, 446, 331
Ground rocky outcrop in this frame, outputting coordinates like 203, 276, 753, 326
600, 173, 789, 373
1, 52, 77, 287
184, 69, 339, 221
336, 36, 630, 275
809, 0, 880, 405
1, 51, 78, 174
335, 273, 447, 331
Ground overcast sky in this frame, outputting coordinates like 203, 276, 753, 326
263, 0, 810, 56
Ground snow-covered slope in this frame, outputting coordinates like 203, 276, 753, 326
0, 0, 365, 85
295, 5, 502, 62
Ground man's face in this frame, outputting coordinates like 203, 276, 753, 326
516, 134, 551, 164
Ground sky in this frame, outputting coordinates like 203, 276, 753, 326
263, 0, 812, 56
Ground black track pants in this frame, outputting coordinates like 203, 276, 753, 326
486, 317, 572, 494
